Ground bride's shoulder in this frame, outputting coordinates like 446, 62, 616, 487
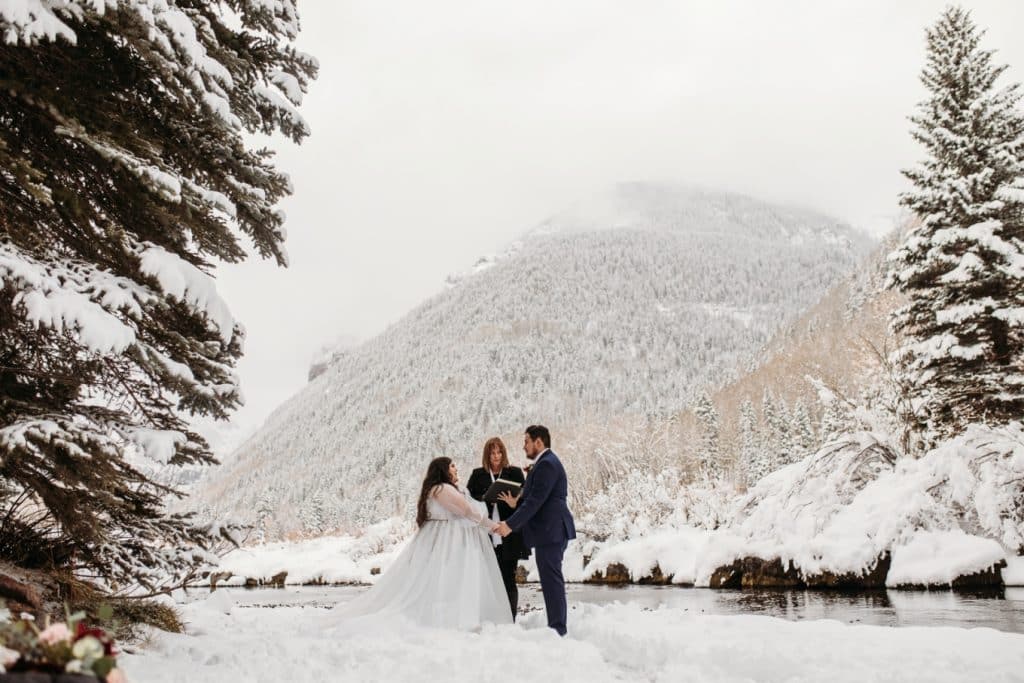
429, 483, 456, 496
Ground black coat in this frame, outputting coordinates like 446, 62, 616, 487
466, 466, 530, 561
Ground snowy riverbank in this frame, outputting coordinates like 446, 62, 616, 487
216, 525, 1023, 590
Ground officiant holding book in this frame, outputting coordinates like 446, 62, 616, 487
467, 437, 529, 619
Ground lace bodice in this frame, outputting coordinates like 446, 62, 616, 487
426, 485, 496, 531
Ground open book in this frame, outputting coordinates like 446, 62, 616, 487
483, 478, 522, 504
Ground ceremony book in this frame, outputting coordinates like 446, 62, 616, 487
483, 478, 522, 504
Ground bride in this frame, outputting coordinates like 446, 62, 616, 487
333, 456, 513, 629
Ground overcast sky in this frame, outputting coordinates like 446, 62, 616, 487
206, 0, 1024, 451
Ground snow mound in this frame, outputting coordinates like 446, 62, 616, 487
888, 530, 1006, 587
1004, 556, 1024, 586
582, 527, 738, 586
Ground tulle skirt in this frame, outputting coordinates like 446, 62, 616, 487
333, 519, 513, 630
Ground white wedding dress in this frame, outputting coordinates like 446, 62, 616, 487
333, 484, 513, 630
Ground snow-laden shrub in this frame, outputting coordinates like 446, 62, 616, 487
579, 468, 735, 541
736, 431, 898, 537
732, 423, 1023, 576
673, 475, 738, 531
900, 423, 1024, 553
579, 468, 686, 541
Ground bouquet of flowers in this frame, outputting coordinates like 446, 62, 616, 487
0, 608, 126, 681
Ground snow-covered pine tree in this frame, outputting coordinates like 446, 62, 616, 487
889, 6, 1024, 449
759, 388, 783, 471
770, 396, 794, 465
738, 398, 762, 484
818, 391, 855, 444
300, 491, 325, 535
791, 399, 816, 457
254, 491, 275, 545
692, 391, 720, 472
0, 2, 316, 592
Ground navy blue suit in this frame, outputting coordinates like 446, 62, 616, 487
505, 449, 576, 635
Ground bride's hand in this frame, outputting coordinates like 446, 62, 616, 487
497, 491, 519, 508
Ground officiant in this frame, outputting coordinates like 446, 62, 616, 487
467, 436, 529, 620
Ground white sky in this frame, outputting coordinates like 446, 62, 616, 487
207, 0, 1024, 451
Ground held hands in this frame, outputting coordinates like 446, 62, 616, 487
494, 521, 512, 538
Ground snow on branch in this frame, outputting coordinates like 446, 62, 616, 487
137, 244, 236, 344
0, 0, 82, 46
1, 242, 138, 354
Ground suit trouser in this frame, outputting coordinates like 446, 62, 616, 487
493, 547, 519, 620
534, 540, 568, 636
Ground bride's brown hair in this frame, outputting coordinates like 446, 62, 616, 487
416, 456, 454, 527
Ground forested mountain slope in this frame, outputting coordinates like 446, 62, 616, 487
191, 184, 872, 537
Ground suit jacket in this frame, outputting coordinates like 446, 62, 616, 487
505, 450, 576, 548
466, 465, 529, 560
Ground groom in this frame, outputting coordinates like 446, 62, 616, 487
496, 425, 576, 636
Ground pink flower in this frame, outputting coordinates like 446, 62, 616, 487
106, 668, 128, 683
38, 622, 72, 646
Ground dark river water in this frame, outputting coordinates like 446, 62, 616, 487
557, 584, 1024, 633
225, 584, 1024, 634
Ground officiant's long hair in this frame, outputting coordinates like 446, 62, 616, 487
416, 456, 454, 527
481, 437, 509, 470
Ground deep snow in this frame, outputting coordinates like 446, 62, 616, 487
121, 589, 1024, 682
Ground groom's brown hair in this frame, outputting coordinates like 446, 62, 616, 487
525, 425, 551, 448
481, 437, 509, 470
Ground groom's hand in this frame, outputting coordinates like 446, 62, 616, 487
495, 522, 512, 537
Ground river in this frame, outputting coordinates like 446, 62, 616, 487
217, 584, 1024, 634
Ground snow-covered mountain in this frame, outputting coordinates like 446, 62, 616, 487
191, 184, 872, 537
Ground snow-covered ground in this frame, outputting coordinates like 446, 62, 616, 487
121, 589, 1024, 682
